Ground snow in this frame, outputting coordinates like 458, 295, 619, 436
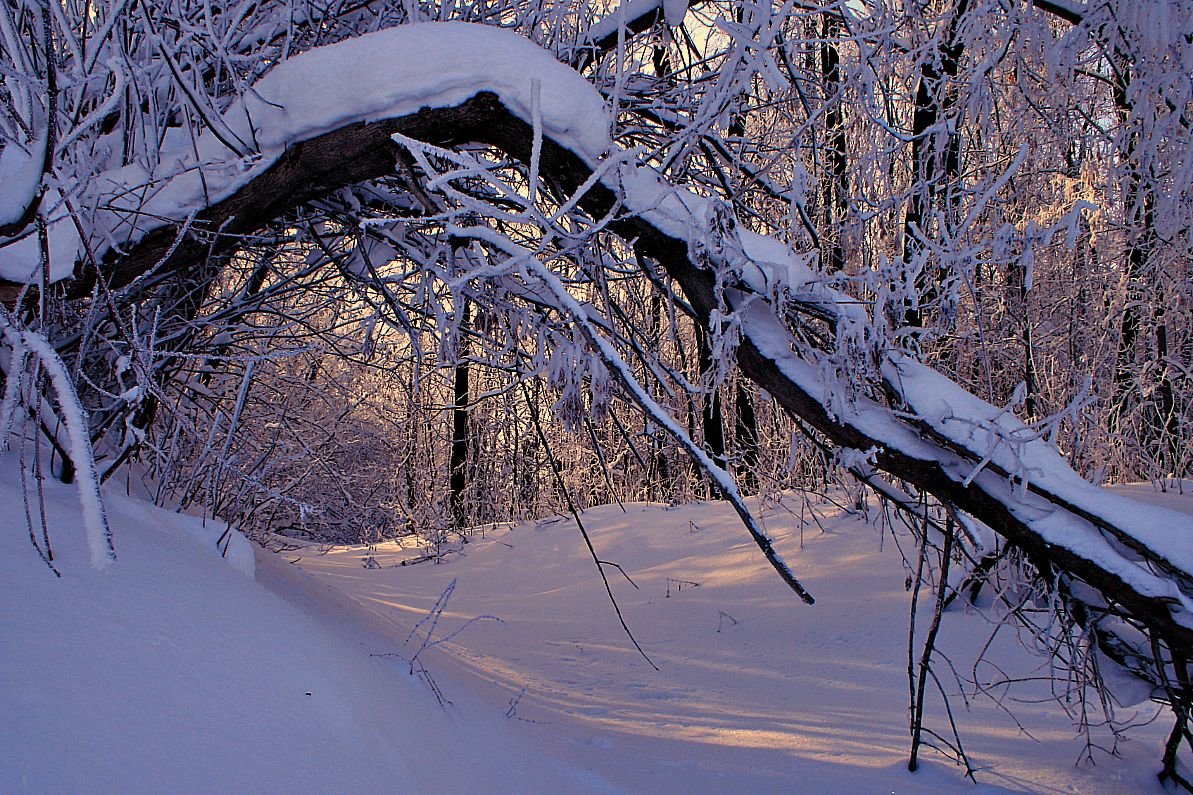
584, 0, 667, 46
226, 22, 609, 158
1, 433, 1176, 793
884, 353, 1193, 579
0, 315, 114, 568
0, 132, 43, 228
1, 22, 611, 284
663, 0, 689, 28
0, 27, 1188, 780
0, 440, 604, 794
0, 188, 84, 285
286, 498, 1174, 794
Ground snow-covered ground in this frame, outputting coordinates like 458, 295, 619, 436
2, 449, 1181, 793
0, 457, 600, 793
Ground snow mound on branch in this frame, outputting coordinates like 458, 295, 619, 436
0, 22, 612, 284
0, 133, 44, 229
230, 22, 610, 158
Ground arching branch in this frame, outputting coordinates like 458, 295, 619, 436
1, 21, 1189, 741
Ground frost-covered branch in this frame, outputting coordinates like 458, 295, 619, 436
0, 310, 114, 568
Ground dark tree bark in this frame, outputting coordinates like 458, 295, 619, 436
900, 0, 969, 330
449, 298, 472, 530
646, 291, 672, 498
819, 11, 848, 274
733, 380, 760, 495
695, 324, 726, 499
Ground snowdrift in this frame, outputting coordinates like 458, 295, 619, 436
0, 455, 607, 793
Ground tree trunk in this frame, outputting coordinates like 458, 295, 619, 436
696, 324, 726, 499
449, 298, 471, 530
1109, 59, 1181, 478
901, 0, 969, 330
819, 12, 847, 274
734, 380, 760, 494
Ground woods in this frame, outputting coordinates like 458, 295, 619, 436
0, 0, 1190, 784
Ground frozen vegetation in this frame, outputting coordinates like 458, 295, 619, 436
1, 0, 1191, 789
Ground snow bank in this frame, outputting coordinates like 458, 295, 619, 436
0, 447, 608, 793
290, 497, 1174, 794
0, 426, 1177, 793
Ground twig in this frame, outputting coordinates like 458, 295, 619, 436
520, 379, 658, 671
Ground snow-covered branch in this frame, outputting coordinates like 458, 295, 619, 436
2, 15, 1189, 640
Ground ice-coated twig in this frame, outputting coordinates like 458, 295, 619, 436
0, 308, 114, 567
